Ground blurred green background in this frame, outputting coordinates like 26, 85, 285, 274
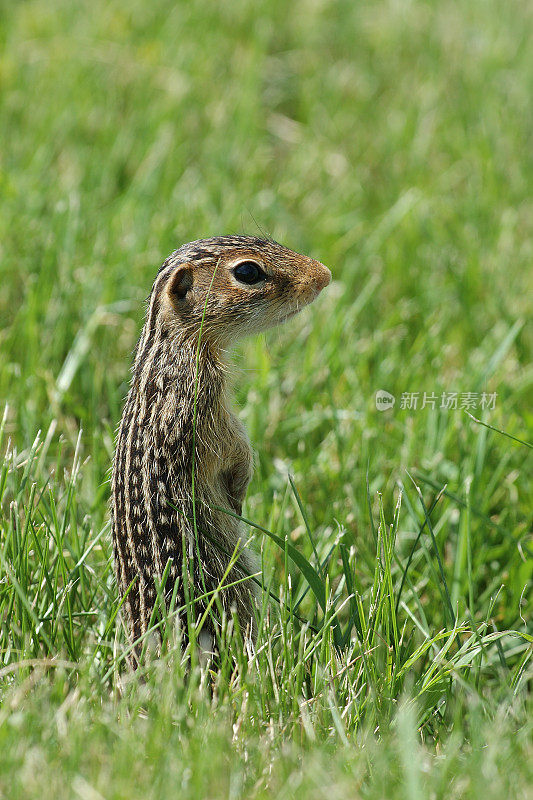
2, 0, 531, 509
1, 0, 531, 594
0, 1, 531, 797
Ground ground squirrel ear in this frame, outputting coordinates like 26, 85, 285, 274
168, 265, 193, 301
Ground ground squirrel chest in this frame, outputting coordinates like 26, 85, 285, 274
111, 234, 331, 665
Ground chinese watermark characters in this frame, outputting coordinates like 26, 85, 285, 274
375, 390, 497, 412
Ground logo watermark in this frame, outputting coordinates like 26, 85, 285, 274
375, 391, 497, 412
375, 390, 396, 411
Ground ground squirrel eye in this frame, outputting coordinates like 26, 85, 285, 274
232, 261, 265, 285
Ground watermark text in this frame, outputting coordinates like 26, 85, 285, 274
375, 390, 497, 412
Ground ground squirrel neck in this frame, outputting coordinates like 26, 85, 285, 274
111, 235, 331, 665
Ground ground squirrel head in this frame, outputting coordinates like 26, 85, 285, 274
150, 235, 331, 346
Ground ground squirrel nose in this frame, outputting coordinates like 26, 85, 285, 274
316, 264, 332, 290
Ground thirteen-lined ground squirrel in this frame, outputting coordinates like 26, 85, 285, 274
111, 235, 331, 665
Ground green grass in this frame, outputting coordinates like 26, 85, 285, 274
1, 0, 532, 797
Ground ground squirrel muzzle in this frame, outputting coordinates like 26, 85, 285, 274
111, 235, 331, 666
